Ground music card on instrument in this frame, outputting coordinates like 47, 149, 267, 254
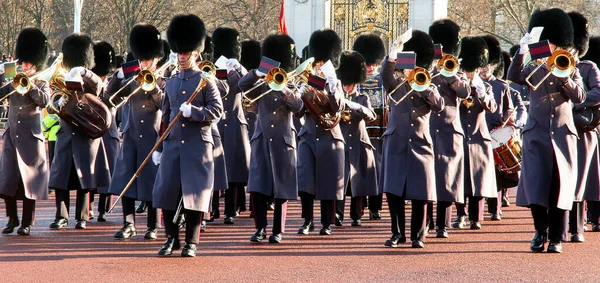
320, 60, 337, 80
529, 26, 544, 43
65, 78, 84, 92
434, 44, 443, 59
215, 56, 228, 70
122, 60, 141, 79
215, 69, 228, 80
528, 40, 552, 60
258, 56, 280, 75
395, 52, 416, 70
3, 62, 16, 79
307, 75, 327, 91
399, 27, 413, 44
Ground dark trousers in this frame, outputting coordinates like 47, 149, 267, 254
4, 197, 35, 227
427, 202, 434, 225
122, 197, 159, 229
336, 184, 364, 221
55, 189, 90, 221
436, 201, 453, 229
48, 141, 56, 165
367, 194, 383, 211
163, 209, 202, 245
568, 201, 585, 235
299, 192, 335, 227
456, 197, 484, 222
211, 190, 220, 216
251, 192, 287, 234
90, 191, 112, 214
386, 193, 427, 242
225, 182, 246, 217
530, 159, 566, 243
589, 201, 600, 225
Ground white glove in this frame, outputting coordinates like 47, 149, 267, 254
326, 76, 338, 93
213, 117, 221, 124
255, 69, 266, 77
0, 63, 4, 73
388, 40, 404, 60
298, 82, 306, 94
226, 59, 241, 72
515, 120, 524, 128
519, 33, 532, 54
180, 102, 192, 118
116, 68, 124, 79
152, 151, 162, 166
169, 52, 177, 65
471, 75, 486, 97
346, 101, 362, 111
57, 96, 67, 108
72, 66, 86, 76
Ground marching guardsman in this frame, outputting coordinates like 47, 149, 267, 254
49, 33, 111, 230
352, 33, 387, 220
381, 30, 445, 248
335, 51, 378, 227
455, 36, 498, 230
481, 34, 515, 222
239, 33, 303, 243
508, 8, 585, 253
89, 41, 118, 223
240, 39, 261, 139
212, 27, 252, 224
108, 23, 165, 240
0, 27, 50, 236
297, 29, 346, 236
152, 14, 223, 257
583, 36, 600, 233
428, 19, 471, 238
568, 11, 600, 243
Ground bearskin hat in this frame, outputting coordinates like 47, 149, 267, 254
581, 36, 600, 66
308, 29, 342, 68
509, 44, 519, 57
481, 35, 501, 66
352, 33, 386, 65
262, 33, 296, 72
212, 27, 241, 61
336, 51, 367, 85
61, 33, 95, 69
201, 36, 213, 62
91, 41, 116, 77
126, 51, 135, 62
115, 55, 125, 68
429, 19, 461, 56
459, 36, 489, 72
494, 51, 511, 80
15, 27, 48, 69
528, 8, 574, 49
568, 12, 589, 57
167, 14, 206, 53
240, 39, 261, 70
157, 39, 171, 67
402, 30, 435, 70
129, 23, 163, 60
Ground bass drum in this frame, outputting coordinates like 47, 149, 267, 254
366, 107, 388, 138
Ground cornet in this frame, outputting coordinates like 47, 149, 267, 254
525, 49, 575, 90
388, 68, 432, 105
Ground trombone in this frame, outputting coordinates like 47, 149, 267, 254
431, 54, 460, 78
525, 49, 575, 90
388, 67, 432, 105
197, 60, 216, 76
0, 54, 64, 103
108, 59, 177, 108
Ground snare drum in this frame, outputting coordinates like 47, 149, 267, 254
490, 126, 523, 173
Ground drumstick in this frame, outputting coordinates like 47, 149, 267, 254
500, 109, 517, 128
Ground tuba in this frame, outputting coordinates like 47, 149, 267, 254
525, 49, 576, 90
301, 83, 342, 130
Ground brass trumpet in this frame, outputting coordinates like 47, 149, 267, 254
525, 49, 575, 90
388, 67, 432, 105
242, 67, 288, 108
197, 60, 216, 76
432, 54, 460, 78
462, 96, 475, 108
0, 54, 64, 103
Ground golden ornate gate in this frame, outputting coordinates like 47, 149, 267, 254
330, 0, 410, 50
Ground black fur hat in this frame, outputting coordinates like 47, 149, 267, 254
212, 27, 241, 61
528, 8, 574, 49
494, 51, 511, 80
581, 36, 600, 65
308, 29, 342, 68
129, 23, 164, 60
459, 36, 489, 72
157, 39, 171, 67
115, 55, 125, 68
201, 36, 213, 62
352, 33, 385, 65
15, 27, 48, 69
336, 51, 367, 85
429, 19, 461, 56
91, 41, 116, 77
481, 35, 501, 66
61, 33, 95, 69
509, 45, 519, 57
167, 14, 206, 53
240, 39, 261, 70
262, 33, 296, 72
402, 30, 435, 70
568, 12, 589, 57
126, 51, 135, 62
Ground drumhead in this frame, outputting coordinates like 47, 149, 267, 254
490, 126, 514, 148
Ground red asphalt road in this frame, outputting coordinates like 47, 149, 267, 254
1, 133, 600, 282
